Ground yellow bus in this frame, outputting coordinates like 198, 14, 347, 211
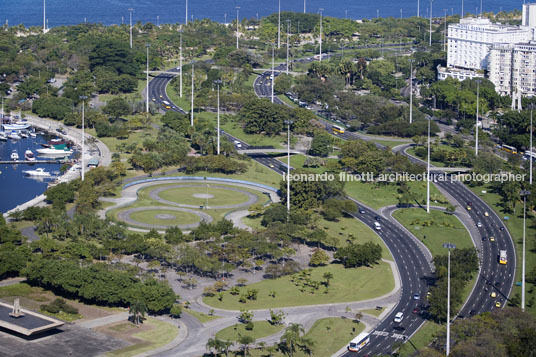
332, 125, 345, 134
161, 100, 172, 109
501, 144, 518, 154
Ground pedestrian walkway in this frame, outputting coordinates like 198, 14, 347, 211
76, 312, 129, 329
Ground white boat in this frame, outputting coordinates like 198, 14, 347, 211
36, 147, 73, 156
8, 131, 21, 140
24, 149, 35, 161
20, 131, 29, 138
0, 132, 6, 141
3, 123, 31, 131
10, 150, 19, 161
29, 132, 37, 138
23, 168, 50, 177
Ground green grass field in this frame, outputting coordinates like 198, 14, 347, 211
344, 180, 448, 210
105, 318, 178, 357
392, 208, 473, 257
128, 209, 201, 226
399, 321, 443, 356
276, 154, 338, 174
215, 321, 284, 341
184, 309, 221, 324
203, 262, 394, 310
468, 184, 536, 315
156, 186, 252, 207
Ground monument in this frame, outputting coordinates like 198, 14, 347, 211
9, 298, 25, 318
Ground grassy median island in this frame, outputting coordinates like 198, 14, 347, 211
156, 185, 252, 207
215, 321, 285, 341
204, 262, 394, 310
128, 209, 201, 226
345, 180, 448, 210
392, 208, 473, 256
184, 309, 222, 324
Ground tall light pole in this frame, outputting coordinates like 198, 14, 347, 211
190, 62, 194, 127
461, 0, 464, 18
521, 190, 530, 312
286, 20, 291, 75
277, 0, 281, 49
185, 0, 188, 25
429, 0, 433, 47
475, 79, 481, 156
443, 9, 448, 52
43, 0, 46, 33
236, 7, 240, 49
304, 0, 306, 13
530, 104, 534, 185
418, 0, 420, 17
271, 44, 275, 103
284, 120, 293, 215
128, 8, 133, 49
215, 80, 222, 155
443, 243, 456, 356
319, 9, 324, 61
409, 59, 414, 124
79, 96, 88, 181
145, 43, 150, 114
427, 116, 431, 213
179, 30, 183, 98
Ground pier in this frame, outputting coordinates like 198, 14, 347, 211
0, 160, 70, 165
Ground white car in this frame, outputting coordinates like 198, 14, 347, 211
477, 222, 482, 228
394, 312, 404, 323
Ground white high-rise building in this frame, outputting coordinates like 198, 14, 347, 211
522, 3, 536, 28
489, 41, 536, 97
447, 17, 531, 71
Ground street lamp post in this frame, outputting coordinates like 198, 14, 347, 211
461, 0, 464, 18
427, 117, 431, 213
236, 7, 240, 49
179, 30, 183, 98
530, 105, 534, 185
185, 0, 188, 25
79, 95, 88, 181
418, 0, 420, 17
214, 80, 222, 155
319, 9, 324, 61
475, 79, 481, 156
409, 59, 414, 124
43, 0, 46, 33
429, 0, 433, 46
128, 8, 134, 49
278, 0, 281, 49
443, 243, 456, 356
284, 120, 293, 216
271, 44, 275, 103
443, 9, 448, 52
145, 43, 150, 114
191, 62, 194, 127
286, 20, 291, 75
521, 190, 531, 312
304, 0, 306, 13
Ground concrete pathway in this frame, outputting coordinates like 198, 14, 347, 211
76, 312, 130, 329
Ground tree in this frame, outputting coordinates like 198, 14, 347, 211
322, 272, 334, 287
309, 249, 330, 266
309, 131, 332, 157
239, 310, 253, 324
103, 97, 130, 119
280, 323, 305, 356
269, 309, 285, 325
334, 242, 382, 268
170, 303, 182, 318
238, 335, 255, 355
130, 300, 147, 326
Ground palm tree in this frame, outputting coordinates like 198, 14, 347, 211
322, 272, 333, 287
238, 335, 255, 356
129, 300, 147, 326
280, 323, 305, 356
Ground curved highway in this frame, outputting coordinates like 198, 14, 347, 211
148, 58, 516, 355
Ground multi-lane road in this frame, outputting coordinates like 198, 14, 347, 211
148, 58, 516, 356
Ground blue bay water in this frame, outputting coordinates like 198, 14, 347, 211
0, 135, 63, 213
0, 0, 523, 28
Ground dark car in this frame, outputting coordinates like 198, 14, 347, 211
412, 307, 420, 314
375, 216, 381, 221
500, 226, 505, 231
467, 201, 472, 206
359, 208, 366, 214
470, 310, 476, 315
56, 128, 66, 135
482, 236, 488, 241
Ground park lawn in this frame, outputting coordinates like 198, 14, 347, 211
157, 186, 253, 207
468, 183, 536, 315
184, 309, 221, 324
399, 321, 443, 356
166, 81, 191, 112
344, 180, 448, 210
86, 126, 158, 156
128, 209, 201, 226
373, 139, 409, 149
241, 216, 264, 231
99, 80, 146, 103
392, 208, 473, 257
318, 216, 393, 260
105, 318, 178, 357
278, 94, 299, 107
215, 321, 284, 341
0, 283, 49, 301
361, 308, 384, 317
203, 262, 394, 310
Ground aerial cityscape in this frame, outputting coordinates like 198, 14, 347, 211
0, 0, 535, 356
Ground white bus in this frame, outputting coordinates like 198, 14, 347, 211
332, 125, 345, 134
499, 250, 507, 265
347, 332, 370, 352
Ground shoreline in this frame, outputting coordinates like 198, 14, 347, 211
2, 115, 112, 218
